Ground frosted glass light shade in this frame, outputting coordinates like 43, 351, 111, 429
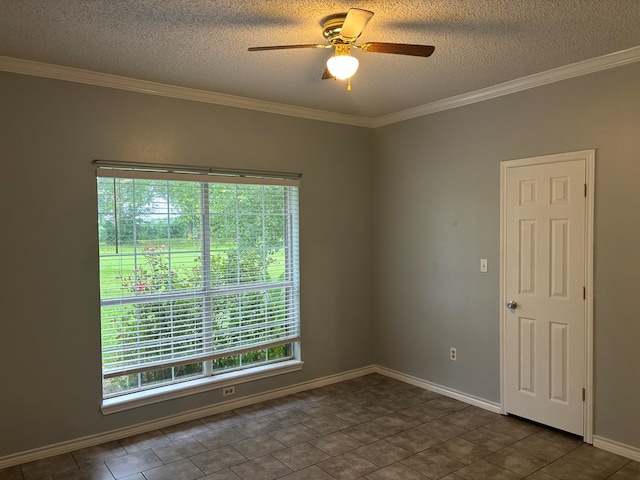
326, 54, 359, 80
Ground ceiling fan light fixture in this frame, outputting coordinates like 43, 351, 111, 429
327, 44, 359, 80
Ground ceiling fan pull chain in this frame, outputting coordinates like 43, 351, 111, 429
347, 77, 352, 92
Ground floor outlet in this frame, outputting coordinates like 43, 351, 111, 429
450, 347, 457, 361
222, 386, 235, 396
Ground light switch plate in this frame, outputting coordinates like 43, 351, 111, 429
480, 259, 488, 273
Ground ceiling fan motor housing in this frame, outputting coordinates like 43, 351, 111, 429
322, 14, 350, 44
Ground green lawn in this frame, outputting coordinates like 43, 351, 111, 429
99, 240, 287, 300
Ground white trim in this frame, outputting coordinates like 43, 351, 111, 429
584, 153, 596, 443
499, 150, 595, 443
0, 56, 370, 128
102, 360, 305, 415
0, 365, 376, 469
2, 45, 640, 127
374, 366, 502, 414
371, 46, 640, 127
593, 436, 640, 463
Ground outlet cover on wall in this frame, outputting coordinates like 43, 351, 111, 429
222, 386, 235, 396
450, 347, 457, 361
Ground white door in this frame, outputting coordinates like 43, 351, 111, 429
502, 152, 593, 436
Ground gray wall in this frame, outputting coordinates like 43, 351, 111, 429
372, 61, 640, 449
2, 58, 639, 459
0, 72, 374, 457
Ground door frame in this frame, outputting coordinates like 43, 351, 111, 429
499, 149, 595, 443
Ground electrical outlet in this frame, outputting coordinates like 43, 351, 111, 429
222, 386, 235, 396
450, 347, 457, 361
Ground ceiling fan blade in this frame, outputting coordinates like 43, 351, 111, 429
340, 8, 374, 40
360, 42, 435, 57
248, 44, 326, 51
322, 66, 334, 80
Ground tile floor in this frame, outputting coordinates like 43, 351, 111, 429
1, 373, 638, 480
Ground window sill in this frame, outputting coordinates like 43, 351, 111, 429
101, 360, 304, 415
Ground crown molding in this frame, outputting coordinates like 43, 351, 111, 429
0, 55, 372, 128
2, 45, 639, 128
371, 45, 640, 127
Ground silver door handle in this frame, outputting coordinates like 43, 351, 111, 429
506, 300, 518, 310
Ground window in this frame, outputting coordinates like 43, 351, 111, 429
96, 163, 301, 408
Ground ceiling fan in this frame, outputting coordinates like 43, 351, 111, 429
248, 8, 435, 90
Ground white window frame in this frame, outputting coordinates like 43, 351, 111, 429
95, 161, 303, 414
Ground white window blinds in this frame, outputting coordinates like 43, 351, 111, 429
96, 163, 300, 380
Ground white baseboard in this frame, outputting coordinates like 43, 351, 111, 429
373, 366, 502, 415
4, 365, 639, 469
593, 436, 640, 462
0, 365, 376, 469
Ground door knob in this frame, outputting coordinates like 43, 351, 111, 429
506, 300, 518, 310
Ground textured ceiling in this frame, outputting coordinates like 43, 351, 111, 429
1, 1, 640, 118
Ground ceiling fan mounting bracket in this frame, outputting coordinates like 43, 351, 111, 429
321, 13, 352, 45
